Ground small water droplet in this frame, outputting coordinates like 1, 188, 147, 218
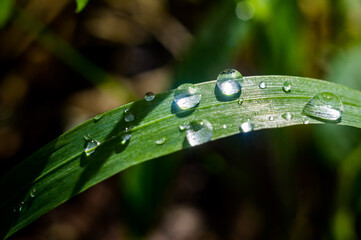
155, 137, 167, 145
240, 120, 254, 133
84, 139, 100, 156
121, 134, 131, 145
259, 81, 267, 89
18, 201, 25, 212
216, 69, 243, 96
269, 116, 275, 121
179, 124, 188, 131
124, 109, 135, 122
222, 124, 227, 129
282, 112, 293, 121
144, 92, 155, 101
282, 81, 292, 93
238, 98, 244, 105
303, 119, 310, 124
94, 113, 104, 121
30, 188, 36, 198
186, 120, 213, 146
302, 92, 343, 122
174, 84, 201, 110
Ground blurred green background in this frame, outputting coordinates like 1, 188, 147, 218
1, 0, 361, 239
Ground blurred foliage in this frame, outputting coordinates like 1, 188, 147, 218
75, 0, 90, 13
1, 0, 361, 239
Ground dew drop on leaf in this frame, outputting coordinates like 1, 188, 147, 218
94, 113, 104, 121
174, 84, 201, 110
29, 188, 36, 198
216, 69, 243, 96
18, 201, 25, 212
282, 81, 292, 93
124, 109, 135, 122
282, 112, 293, 121
186, 120, 213, 146
240, 120, 254, 133
84, 139, 100, 156
222, 124, 227, 129
269, 116, 275, 121
121, 134, 131, 145
144, 92, 155, 101
302, 92, 343, 123
155, 137, 167, 145
238, 98, 244, 105
259, 81, 267, 89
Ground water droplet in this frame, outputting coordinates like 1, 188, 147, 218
155, 137, 167, 145
84, 139, 100, 156
259, 81, 267, 89
216, 69, 243, 95
302, 92, 343, 122
269, 116, 275, 121
124, 109, 135, 122
282, 112, 293, 121
174, 84, 201, 110
144, 92, 155, 101
121, 134, 131, 145
94, 113, 104, 121
282, 81, 292, 93
303, 119, 310, 125
186, 120, 213, 146
30, 188, 36, 198
18, 201, 25, 212
238, 98, 244, 105
240, 120, 254, 133
179, 124, 188, 131
222, 124, 227, 129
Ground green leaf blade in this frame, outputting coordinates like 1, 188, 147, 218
75, 0, 89, 13
1, 75, 361, 238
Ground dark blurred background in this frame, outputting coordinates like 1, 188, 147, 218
1, 0, 361, 239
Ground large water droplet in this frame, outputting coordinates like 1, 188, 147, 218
216, 69, 243, 96
186, 120, 213, 146
144, 92, 155, 101
282, 112, 293, 121
282, 81, 292, 93
240, 120, 254, 133
84, 139, 100, 156
174, 84, 201, 110
121, 134, 131, 145
124, 109, 135, 122
259, 81, 267, 89
29, 188, 36, 198
155, 137, 167, 145
302, 92, 343, 122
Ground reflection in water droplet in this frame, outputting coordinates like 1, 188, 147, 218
282, 81, 292, 93
30, 188, 36, 198
216, 69, 243, 96
238, 98, 244, 105
155, 137, 167, 145
282, 112, 293, 121
174, 84, 201, 110
121, 134, 131, 145
223, 124, 227, 129
259, 81, 267, 89
240, 120, 254, 133
179, 124, 188, 131
303, 119, 310, 125
94, 113, 104, 121
302, 92, 343, 122
124, 109, 135, 122
235, 1, 255, 21
186, 120, 213, 146
144, 92, 155, 101
269, 116, 275, 121
84, 139, 100, 156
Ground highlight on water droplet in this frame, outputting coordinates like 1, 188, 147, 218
155, 137, 167, 145
240, 120, 254, 133
121, 134, 131, 145
303, 119, 310, 125
186, 119, 213, 146
259, 81, 267, 89
302, 92, 343, 123
282, 81, 292, 93
179, 123, 188, 132
269, 116, 275, 121
238, 98, 244, 105
84, 139, 100, 156
174, 83, 201, 110
30, 188, 36, 198
282, 112, 293, 121
18, 201, 25, 212
144, 92, 155, 101
216, 69, 243, 96
124, 109, 135, 122
222, 124, 227, 129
